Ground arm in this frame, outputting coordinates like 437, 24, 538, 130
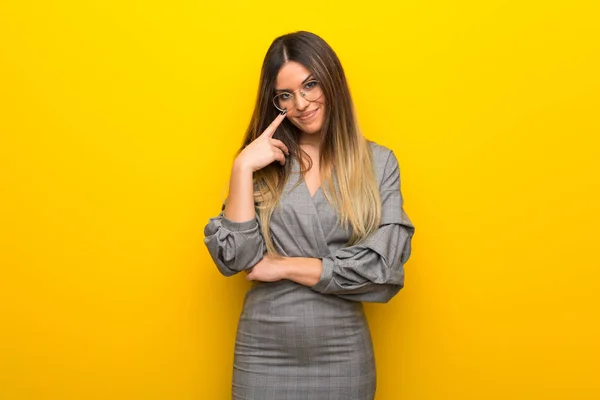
203, 112, 289, 277
222, 157, 257, 223
286, 150, 415, 303
203, 160, 266, 277
311, 221, 413, 303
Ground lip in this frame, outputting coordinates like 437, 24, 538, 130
297, 108, 319, 121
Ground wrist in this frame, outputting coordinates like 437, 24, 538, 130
280, 257, 323, 287
233, 156, 255, 173
278, 257, 295, 280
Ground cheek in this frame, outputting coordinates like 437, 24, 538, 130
317, 102, 326, 122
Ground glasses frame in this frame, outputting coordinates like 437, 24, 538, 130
272, 79, 324, 112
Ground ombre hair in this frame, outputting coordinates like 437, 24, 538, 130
236, 31, 382, 255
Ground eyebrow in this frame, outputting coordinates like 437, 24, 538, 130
274, 74, 314, 93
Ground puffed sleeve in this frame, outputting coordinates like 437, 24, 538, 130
310, 149, 415, 303
203, 202, 267, 277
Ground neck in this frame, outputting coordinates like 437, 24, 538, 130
299, 131, 321, 149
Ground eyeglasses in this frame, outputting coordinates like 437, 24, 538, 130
272, 80, 324, 112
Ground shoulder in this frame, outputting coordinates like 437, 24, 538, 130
367, 140, 398, 182
368, 139, 391, 157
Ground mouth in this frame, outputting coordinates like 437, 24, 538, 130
296, 108, 319, 121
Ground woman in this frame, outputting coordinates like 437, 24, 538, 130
204, 31, 415, 400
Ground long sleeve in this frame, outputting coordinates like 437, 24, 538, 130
310, 149, 415, 303
203, 203, 266, 277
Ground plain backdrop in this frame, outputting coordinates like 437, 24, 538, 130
1, 1, 599, 399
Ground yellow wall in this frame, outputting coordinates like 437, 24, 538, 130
1, 1, 598, 399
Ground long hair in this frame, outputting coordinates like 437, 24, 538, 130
235, 31, 381, 255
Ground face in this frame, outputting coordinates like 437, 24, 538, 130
274, 61, 326, 135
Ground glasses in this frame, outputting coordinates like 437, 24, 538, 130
272, 80, 324, 112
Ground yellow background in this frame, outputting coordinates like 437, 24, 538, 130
1, 1, 599, 399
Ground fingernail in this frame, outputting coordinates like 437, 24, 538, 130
281, 109, 287, 115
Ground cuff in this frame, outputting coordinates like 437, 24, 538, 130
310, 256, 334, 293
220, 214, 259, 232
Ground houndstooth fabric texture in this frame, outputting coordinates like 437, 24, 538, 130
204, 141, 415, 399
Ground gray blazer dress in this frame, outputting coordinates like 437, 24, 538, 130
204, 141, 415, 400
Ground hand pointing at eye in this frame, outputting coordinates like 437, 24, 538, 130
236, 111, 290, 172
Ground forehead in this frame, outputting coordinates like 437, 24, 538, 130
275, 61, 312, 88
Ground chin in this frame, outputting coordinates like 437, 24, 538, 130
296, 119, 325, 134
293, 124, 322, 135
303, 126, 322, 134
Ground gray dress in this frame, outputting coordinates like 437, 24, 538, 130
204, 141, 415, 400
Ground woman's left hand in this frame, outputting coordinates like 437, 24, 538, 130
245, 254, 288, 282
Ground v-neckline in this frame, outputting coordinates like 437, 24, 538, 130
292, 155, 321, 200
304, 179, 321, 200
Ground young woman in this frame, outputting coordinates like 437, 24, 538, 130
204, 31, 415, 400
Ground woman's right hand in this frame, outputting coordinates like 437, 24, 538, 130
235, 112, 290, 172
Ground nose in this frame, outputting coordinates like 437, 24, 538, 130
293, 92, 310, 111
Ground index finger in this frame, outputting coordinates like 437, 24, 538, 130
261, 110, 287, 138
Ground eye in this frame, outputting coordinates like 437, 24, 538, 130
279, 93, 292, 100
304, 80, 318, 90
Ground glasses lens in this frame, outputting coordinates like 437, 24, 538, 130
301, 80, 323, 101
273, 93, 292, 111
